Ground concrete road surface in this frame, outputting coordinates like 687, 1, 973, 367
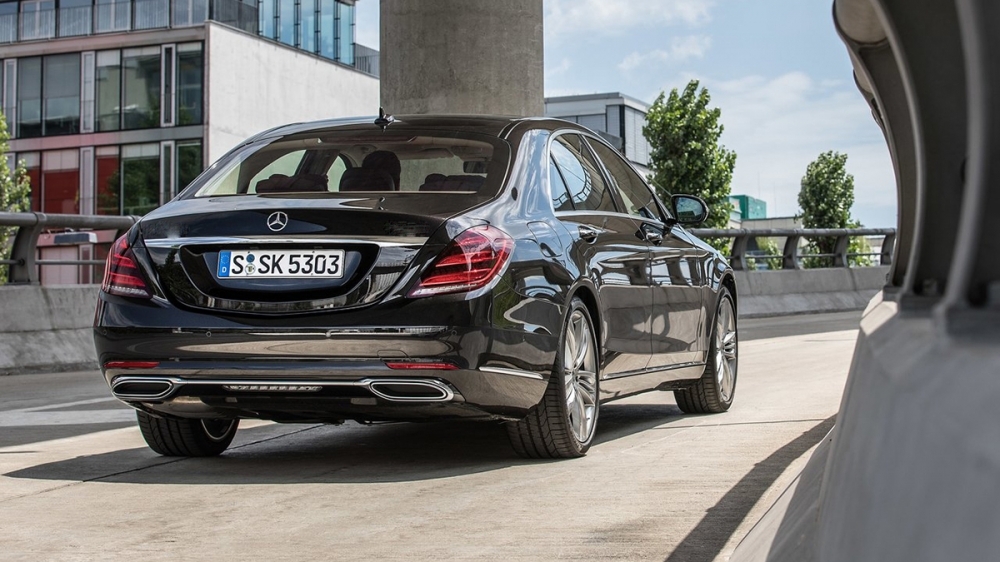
0, 312, 861, 561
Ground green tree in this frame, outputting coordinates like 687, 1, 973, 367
643, 80, 737, 251
797, 151, 871, 267
0, 111, 32, 284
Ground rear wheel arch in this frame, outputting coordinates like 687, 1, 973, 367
721, 273, 738, 314
568, 284, 602, 362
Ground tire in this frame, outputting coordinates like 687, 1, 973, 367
674, 287, 738, 414
507, 298, 600, 459
136, 411, 239, 457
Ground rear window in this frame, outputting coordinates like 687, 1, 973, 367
186, 129, 509, 199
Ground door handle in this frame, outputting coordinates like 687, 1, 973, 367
578, 225, 600, 242
643, 227, 664, 245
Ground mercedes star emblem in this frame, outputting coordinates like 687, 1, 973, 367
267, 211, 289, 232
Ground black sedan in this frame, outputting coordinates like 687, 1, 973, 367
95, 114, 739, 459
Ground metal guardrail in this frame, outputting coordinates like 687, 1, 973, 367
0, 212, 137, 284
0, 214, 896, 284
689, 228, 897, 271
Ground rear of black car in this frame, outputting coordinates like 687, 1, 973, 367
94, 120, 556, 427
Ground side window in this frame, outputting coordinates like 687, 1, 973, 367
549, 134, 618, 213
587, 138, 668, 223
549, 155, 575, 212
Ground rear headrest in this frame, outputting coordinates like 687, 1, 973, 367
418, 174, 486, 192
339, 168, 396, 192
255, 173, 328, 193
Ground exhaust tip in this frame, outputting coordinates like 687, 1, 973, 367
367, 380, 453, 402
112, 378, 174, 400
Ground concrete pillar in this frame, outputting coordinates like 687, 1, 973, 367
379, 0, 544, 116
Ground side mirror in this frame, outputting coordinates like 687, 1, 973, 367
671, 194, 709, 225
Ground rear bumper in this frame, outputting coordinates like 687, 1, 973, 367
94, 282, 563, 422
101, 361, 549, 422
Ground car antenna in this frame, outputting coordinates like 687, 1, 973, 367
374, 107, 395, 131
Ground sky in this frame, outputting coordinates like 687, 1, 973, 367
355, 0, 897, 228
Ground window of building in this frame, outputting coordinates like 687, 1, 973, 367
301, 0, 316, 53
2, 60, 15, 120
20, 0, 55, 41
549, 134, 616, 213
95, 0, 130, 33
41, 150, 80, 214
16, 57, 41, 138
259, 0, 275, 39
177, 139, 202, 191
59, 0, 92, 37
577, 114, 605, 133
319, 0, 335, 59
121, 143, 160, 215
95, 146, 120, 215
43, 53, 81, 135
95, 50, 120, 131
19, 152, 41, 211
134, 0, 168, 29
336, 0, 354, 63
161, 45, 174, 126
172, 0, 208, 27
278, 0, 295, 46
176, 43, 202, 125
0, 3, 17, 43
122, 47, 160, 129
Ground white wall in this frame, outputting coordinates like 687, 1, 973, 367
204, 22, 380, 163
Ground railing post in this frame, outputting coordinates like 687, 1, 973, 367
834, 232, 851, 267
8, 213, 46, 285
881, 232, 895, 266
730, 231, 748, 271
783, 234, 802, 270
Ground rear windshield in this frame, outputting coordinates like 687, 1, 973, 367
184, 128, 510, 199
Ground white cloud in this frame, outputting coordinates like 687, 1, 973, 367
619, 35, 712, 72
546, 0, 714, 38
664, 72, 897, 225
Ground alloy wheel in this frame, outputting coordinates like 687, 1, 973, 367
564, 310, 598, 443
715, 298, 738, 402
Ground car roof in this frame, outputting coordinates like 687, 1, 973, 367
246, 114, 590, 144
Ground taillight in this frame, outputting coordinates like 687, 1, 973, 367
409, 225, 514, 298
102, 235, 152, 299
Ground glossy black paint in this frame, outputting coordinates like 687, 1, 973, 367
94, 115, 736, 424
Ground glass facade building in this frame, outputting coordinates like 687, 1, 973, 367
0, 0, 371, 219
0, 0, 358, 64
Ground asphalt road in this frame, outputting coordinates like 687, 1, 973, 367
0, 312, 861, 561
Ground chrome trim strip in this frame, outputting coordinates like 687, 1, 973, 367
143, 236, 427, 248
602, 361, 707, 380
110, 376, 456, 403
479, 366, 545, 380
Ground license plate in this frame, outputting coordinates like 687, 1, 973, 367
217, 250, 345, 278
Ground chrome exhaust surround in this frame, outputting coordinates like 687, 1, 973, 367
111, 377, 175, 400
367, 379, 454, 402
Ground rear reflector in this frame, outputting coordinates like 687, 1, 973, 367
102, 235, 152, 299
385, 361, 458, 371
104, 361, 160, 369
408, 225, 514, 297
